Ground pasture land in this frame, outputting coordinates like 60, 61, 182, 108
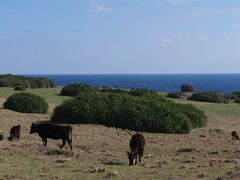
0, 87, 240, 179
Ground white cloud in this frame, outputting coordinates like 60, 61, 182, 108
236, 25, 240, 28
91, 4, 112, 13
118, 10, 142, 16
197, 34, 208, 41
180, 7, 240, 18
161, 36, 174, 44
224, 37, 230, 41
165, 0, 190, 5
236, 49, 240, 55
175, 31, 184, 39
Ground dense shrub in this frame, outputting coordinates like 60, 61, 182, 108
60, 83, 97, 96
188, 92, 229, 103
0, 74, 55, 88
234, 99, 240, 104
166, 92, 181, 99
181, 84, 194, 92
61, 83, 157, 97
176, 104, 207, 128
129, 89, 158, 96
14, 86, 26, 91
4, 92, 48, 114
223, 94, 237, 100
231, 91, 240, 98
51, 92, 207, 134
100, 88, 128, 94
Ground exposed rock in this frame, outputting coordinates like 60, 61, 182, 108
104, 171, 118, 179
199, 134, 207, 138
197, 173, 206, 178
208, 151, 219, 155
86, 167, 107, 173
209, 128, 224, 134
145, 154, 155, 159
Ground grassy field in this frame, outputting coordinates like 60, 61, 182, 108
0, 87, 240, 180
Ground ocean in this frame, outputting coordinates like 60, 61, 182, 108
27, 74, 240, 93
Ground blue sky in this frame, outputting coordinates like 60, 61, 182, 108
0, 0, 240, 74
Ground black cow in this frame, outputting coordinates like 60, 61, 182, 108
8, 125, 21, 141
127, 133, 146, 166
30, 122, 72, 150
232, 131, 239, 140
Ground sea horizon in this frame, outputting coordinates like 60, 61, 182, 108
19, 74, 240, 94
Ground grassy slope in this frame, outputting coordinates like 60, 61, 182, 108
0, 87, 240, 180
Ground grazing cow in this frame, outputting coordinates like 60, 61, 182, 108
30, 122, 72, 150
127, 133, 146, 166
8, 125, 21, 141
232, 131, 239, 140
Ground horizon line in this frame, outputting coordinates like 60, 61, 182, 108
14, 73, 240, 76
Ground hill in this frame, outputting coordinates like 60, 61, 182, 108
0, 74, 56, 88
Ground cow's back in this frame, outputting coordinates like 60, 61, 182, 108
36, 123, 71, 140
130, 133, 146, 152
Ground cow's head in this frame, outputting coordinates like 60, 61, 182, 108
30, 123, 37, 134
127, 151, 138, 166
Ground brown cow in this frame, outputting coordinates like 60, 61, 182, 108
127, 133, 146, 166
8, 125, 21, 141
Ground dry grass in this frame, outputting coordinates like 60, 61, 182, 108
0, 88, 240, 179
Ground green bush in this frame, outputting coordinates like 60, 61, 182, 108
223, 94, 237, 100
181, 84, 194, 92
166, 92, 181, 99
60, 83, 97, 96
234, 99, 240, 104
231, 91, 240, 98
176, 104, 207, 128
100, 88, 128, 94
0, 74, 56, 88
14, 86, 26, 91
51, 92, 207, 134
188, 92, 229, 104
129, 88, 158, 96
61, 83, 157, 97
4, 92, 48, 114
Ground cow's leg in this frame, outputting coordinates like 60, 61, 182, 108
42, 138, 47, 146
135, 156, 137, 165
60, 139, 66, 149
66, 139, 72, 150
42, 138, 45, 145
139, 154, 141, 162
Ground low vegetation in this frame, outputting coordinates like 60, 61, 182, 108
166, 92, 182, 99
52, 92, 207, 134
0, 74, 56, 88
60, 83, 158, 98
60, 83, 97, 96
231, 91, 240, 98
129, 88, 157, 96
3, 92, 48, 114
188, 91, 229, 104
234, 98, 240, 104
14, 86, 26, 91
